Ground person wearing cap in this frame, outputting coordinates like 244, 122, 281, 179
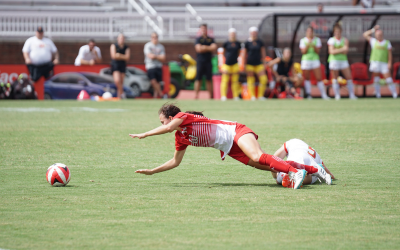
144, 32, 166, 99
220, 28, 242, 101
22, 26, 59, 82
299, 26, 329, 99
74, 39, 102, 66
244, 26, 268, 101
194, 23, 217, 99
363, 25, 397, 98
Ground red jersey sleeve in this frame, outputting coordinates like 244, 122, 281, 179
175, 131, 188, 151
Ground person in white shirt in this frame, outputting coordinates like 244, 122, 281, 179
22, 26, 59, 81
74, 39, 102, 66
144, 32, 166, 98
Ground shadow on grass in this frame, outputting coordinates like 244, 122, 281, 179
166, 183, 316, 189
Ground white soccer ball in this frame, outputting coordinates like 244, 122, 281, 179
46, 163, 71, 187
102, 92, 113, 99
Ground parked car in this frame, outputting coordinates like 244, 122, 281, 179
44, 72, 133, 99
99, 67, 151, 98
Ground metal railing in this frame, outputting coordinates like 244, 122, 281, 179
0, 11, 264, 42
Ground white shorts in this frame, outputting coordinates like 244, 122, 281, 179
369, 61, 389, 74
301, 60, 321, 70
329, 60, 349, 71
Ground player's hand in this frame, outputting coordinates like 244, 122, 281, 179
374, 25, 380, 30
388, 64, 392, 71
89, 59, 95, 65
129, 133, 147, 139
25, 58, 32, 64
53, 58, 59, 65
135, 169, 154, 175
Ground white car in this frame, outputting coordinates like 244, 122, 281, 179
99, 67, 151, 98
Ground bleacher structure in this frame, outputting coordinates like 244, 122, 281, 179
1, 0, 400, 42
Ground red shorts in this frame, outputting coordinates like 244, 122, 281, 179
221, 123, 258, 165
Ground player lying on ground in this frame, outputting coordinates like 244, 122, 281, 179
271, 139, 333, 187
129, 103, 331, 189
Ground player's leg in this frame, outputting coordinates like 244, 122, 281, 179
313, 66, 328, 99
303, 69, 312, 98
120, 72, 126, 98
246, 65, 256, 100
256, 65, 267, 99
341, 66, 357, 99
194, 63, 204, 99
237, 133, 299, 174
206, 63, 213, 99
329, 68, 340, 100
382, 70, 397, 98
370, 62, 382, 98
112, 71, 122, 98
220, 65, 230, 101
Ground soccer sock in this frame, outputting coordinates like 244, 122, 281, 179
332, 79, 340, 98
247, 75, 256, 97
386, 77, 397, 98
304, 80, 311, 96
317, 81, 327, 98
259, 154, 298, 173
285, 161, 318, 174
374, 76, 381, 97
220, 73, 229, 98
231, 73, 240, 98
258, 75, 267, 98
347, 79, 355, 97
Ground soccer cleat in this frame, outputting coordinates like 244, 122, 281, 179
312, 164, 332, 185
221, 96, 227, 101
289, 169, 307, 189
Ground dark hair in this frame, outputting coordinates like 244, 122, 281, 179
158, 103, 204, 118
200, 23, 207, 28
88, 39, 95, 43
158, 102, 181, 118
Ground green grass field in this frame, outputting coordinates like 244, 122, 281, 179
1, 99, 400, 249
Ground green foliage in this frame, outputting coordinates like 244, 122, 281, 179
0, 99, 399, 249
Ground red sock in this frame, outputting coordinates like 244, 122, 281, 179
259, 154, 298, 173
286, 161, 318, 174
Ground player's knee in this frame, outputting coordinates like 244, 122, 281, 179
249, 152, 263, 163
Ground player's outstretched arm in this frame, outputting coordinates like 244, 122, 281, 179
135, 149, 186, 175
129, 118, 184, 139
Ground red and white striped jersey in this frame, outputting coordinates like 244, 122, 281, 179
173, 112, 237, 159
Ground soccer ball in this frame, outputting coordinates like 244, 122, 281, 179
46, 163, 71, 187
102, 91, 112, 99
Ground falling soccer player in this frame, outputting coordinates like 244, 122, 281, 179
129, 103, 331, 189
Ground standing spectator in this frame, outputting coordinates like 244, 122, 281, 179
268, 48, 302, 98
220, 28, 241, 101
244, 26, 268, 101
300, 26, 329, 99
74, 39, 102, 66
327, 24, 357, 100
363, 25, 397, 98
144, 32, 166, 99
110, 33, 130, 98
194, 24, 217, 99
317, 2, 324, 13
22, 26, 59, 82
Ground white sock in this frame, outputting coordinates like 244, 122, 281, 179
374, 76, 381, 97
386, 77, 397, 98
332, 79, 340, 98
347, 79, 355, 97
269, 81, 276, 89
304, 80, 311, 95
317, 81, 327, 98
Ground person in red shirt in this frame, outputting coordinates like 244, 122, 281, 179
129, 103, 329, 189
